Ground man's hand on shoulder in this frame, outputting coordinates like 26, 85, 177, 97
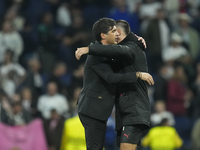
136, 72, 154, 85
135, 34, 147, 49
75, 47, 89, 60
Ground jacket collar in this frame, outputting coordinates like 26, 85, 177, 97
94, 40, 102, 45
119, 32, 145, 51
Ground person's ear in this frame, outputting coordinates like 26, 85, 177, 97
100, 33, 106, 40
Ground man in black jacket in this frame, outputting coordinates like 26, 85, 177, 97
76, 20, 152, 150
77, 18, 154, 150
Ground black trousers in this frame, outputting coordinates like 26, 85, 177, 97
79, 113, 107, 150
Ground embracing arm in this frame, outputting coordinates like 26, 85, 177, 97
75, 34, 146, 62
75, 44, 135, 64
89, 44, 134, 64
91, 56, 154, 85
91, 57, 136, 84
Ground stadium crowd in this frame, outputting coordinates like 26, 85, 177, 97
0, 0, 200, 150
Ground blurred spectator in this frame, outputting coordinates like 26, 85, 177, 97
71, 63, 84, 88
0, 105, 7, 123
175, 13, 200, 61
64, 9, 91, 50
43, 109, 65, 150
0, 1, 6, 18
187, 0, 200, 15
191, 118, 200, 150
21, 88, 32, 111
189, 62, 200, 119
68, 86, 81, 117
126, 0, 141, 13
145, 8, 171, 73
151, 100, 175, 126
193, 62, 200, 93
58, 37, 74, 70
153, 63, 173, 102
20, 87, 39, 118
63, 11, 91, 68
60, 115, 86, 150
48, 62, 72, 95
23, 58, 45, 99
179, 0, 190, 13
12, 93, 21, 102
139, 0, 162, 19
1, 101, 32, 126
166, 64, 193, 116
81, 1, 108, 28
56, 2, 72, 27
178, 53, 196, 86
162, 32, 188, 63
0, 20, 24, 63
69, 0, 82, 8
0, 92, 12, 114
189, 93, 200, 122
0, 50, 26, 98
139, 0, 162, 34
19, 22, 39, 67
162, 0, 180, 29
142, 118, 183, 150
3, 0, 30, 14
44, 0, 61, 15
37, 12, 58, 73
192, 6, 200, 36
107, 0, 140, 34
4, 7, 25, 31
0, 92, 10, 123
37, 81, 69, 119
0, 70, 16, 99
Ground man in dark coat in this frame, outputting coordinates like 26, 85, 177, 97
76, 20, 152, 150
43, 109, 65, 150
77, 18, 154, 150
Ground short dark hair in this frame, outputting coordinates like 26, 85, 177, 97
116, 20, 130, 35
92, 18, 116, 41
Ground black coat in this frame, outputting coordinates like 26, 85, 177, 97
77, 41, 137, 121
43, 116, 65, 150
89, 32, 151, 130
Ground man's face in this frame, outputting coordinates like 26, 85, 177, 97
104, 26, 119, 45
116, 28, 122, 43
3, 22, 12, 32
47, 82, 57, 95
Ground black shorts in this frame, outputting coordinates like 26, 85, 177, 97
120, 124, 149, 145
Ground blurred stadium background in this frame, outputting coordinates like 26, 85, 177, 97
0, 0, 200, 150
